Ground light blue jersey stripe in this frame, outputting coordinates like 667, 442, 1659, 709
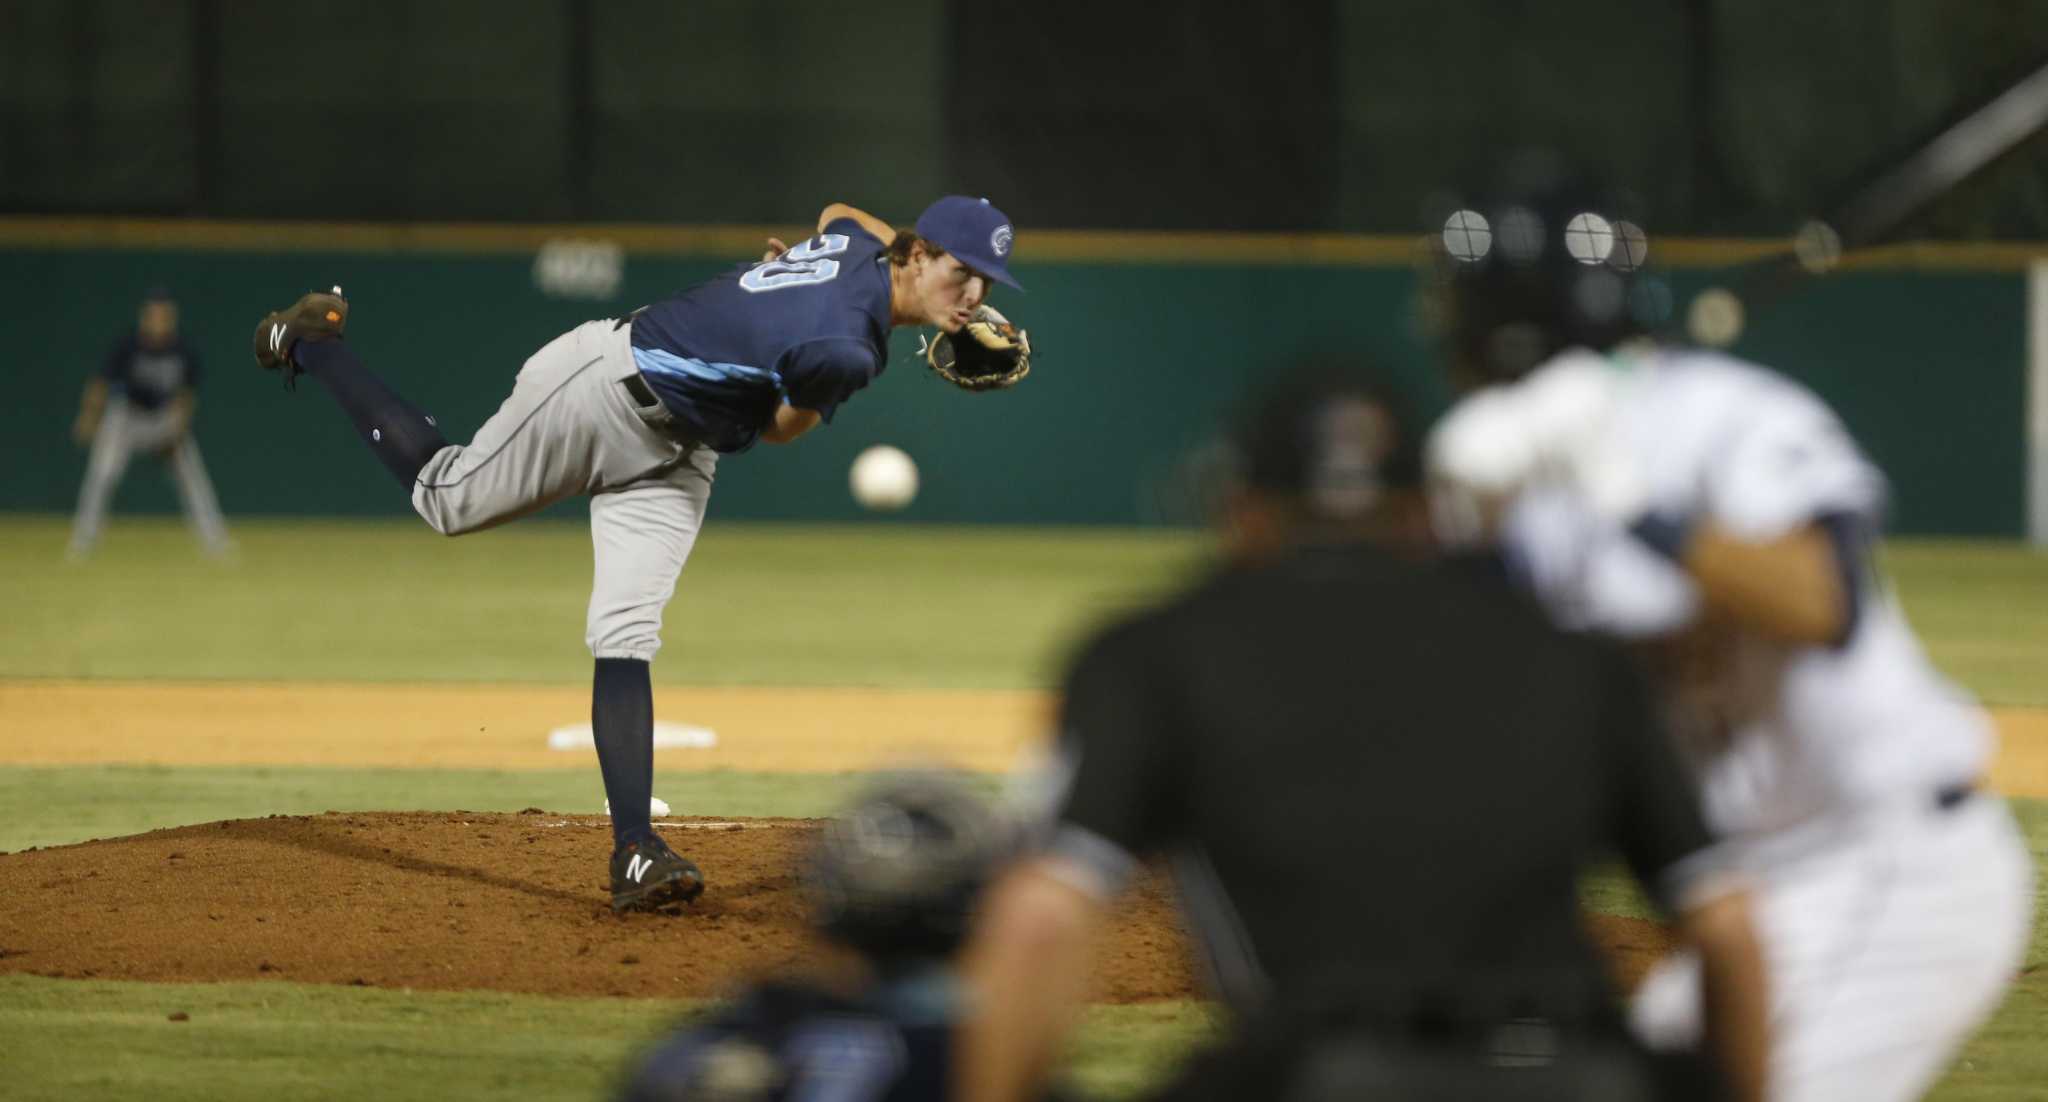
631, 346, 783, 389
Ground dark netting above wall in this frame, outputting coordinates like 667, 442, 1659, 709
1, 0, 2044, 237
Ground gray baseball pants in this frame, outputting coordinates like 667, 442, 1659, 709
409, 319, 716, 662
69, 396, 232, 556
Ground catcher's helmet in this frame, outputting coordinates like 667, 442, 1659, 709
805, 772, 1012, 965
1426, 152, 1666, 385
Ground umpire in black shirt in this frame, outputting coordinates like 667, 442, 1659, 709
958, 371, 1767, 1102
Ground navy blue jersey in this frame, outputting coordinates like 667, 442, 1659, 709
102, 333, 201, 411
619, 977, 954, 1102
629, 218, 893, 454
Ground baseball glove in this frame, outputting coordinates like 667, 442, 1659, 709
926, 305, 1032, 391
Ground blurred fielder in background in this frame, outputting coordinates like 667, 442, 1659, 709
1424, 157, 2034, 1102
961, 369, 1768, 1102
68, 287, 232, 560
618, 772, 1033, 1102
249, 197, 1028, 914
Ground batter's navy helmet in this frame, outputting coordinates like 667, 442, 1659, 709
1426, 152, 1669, 385
805, 772, 1013, 965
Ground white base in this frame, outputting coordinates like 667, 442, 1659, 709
546, 721, 717, 751
603, 796, 673, 818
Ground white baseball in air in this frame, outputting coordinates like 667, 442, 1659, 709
604, 796, 672, 818
850, 445, 919, 511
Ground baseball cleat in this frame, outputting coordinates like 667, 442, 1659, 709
252, 285, 349, 388
610, 834, 705, 914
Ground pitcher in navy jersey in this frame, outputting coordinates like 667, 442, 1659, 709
249, 196, 1023, 912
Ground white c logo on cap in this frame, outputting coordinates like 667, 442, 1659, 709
991, 225, 1013, 257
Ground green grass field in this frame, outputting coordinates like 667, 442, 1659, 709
0, 975, 1221, 1102
2, 516, 2045, 1100
6, 519, 2039, 702
1, 517, 1206, 688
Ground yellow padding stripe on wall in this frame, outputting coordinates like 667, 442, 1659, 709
1, 216, 2044, 271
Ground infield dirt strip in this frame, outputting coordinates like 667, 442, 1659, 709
6, 681, 2048, 793
2, 680, 2044, 1001
0, 680, 1048, 772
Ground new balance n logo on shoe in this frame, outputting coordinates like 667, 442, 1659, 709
626, 853, 654, 883
270, 323, 285, 353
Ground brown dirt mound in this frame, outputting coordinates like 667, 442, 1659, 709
0, 812, 1672, 1001
0, 811, 1195, 1001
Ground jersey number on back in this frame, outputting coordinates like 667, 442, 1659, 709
741, 234, 850, 293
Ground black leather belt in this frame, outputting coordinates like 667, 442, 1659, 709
619, 372, 699, 449
1935, 781, 1976, 812
622, 372, 659, 408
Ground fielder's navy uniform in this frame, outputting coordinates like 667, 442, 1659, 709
70, 322, 231, 557
104, 330, 203, 409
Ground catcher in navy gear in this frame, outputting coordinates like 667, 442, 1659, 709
617, 773, 1044, 1102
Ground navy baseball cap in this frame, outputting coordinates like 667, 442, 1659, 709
914, 195, 1023, 291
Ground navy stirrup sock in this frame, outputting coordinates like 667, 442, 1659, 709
592, 657, 656, 850
293, 340, 449, 490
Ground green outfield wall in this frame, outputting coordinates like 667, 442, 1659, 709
0, 235, 2028, 535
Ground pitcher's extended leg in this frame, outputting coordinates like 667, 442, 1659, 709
293, 340, 449, 490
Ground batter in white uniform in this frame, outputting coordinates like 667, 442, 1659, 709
1422, 171, 2033, 1102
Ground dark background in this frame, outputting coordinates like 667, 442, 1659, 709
5, 0, 2047, 237
1, 1, 2041, 535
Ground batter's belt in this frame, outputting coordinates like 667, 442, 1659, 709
1934, 780, 1977, 812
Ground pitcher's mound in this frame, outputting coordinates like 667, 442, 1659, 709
0, 812, 1670, 1000
0, 811, 1197, 1000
